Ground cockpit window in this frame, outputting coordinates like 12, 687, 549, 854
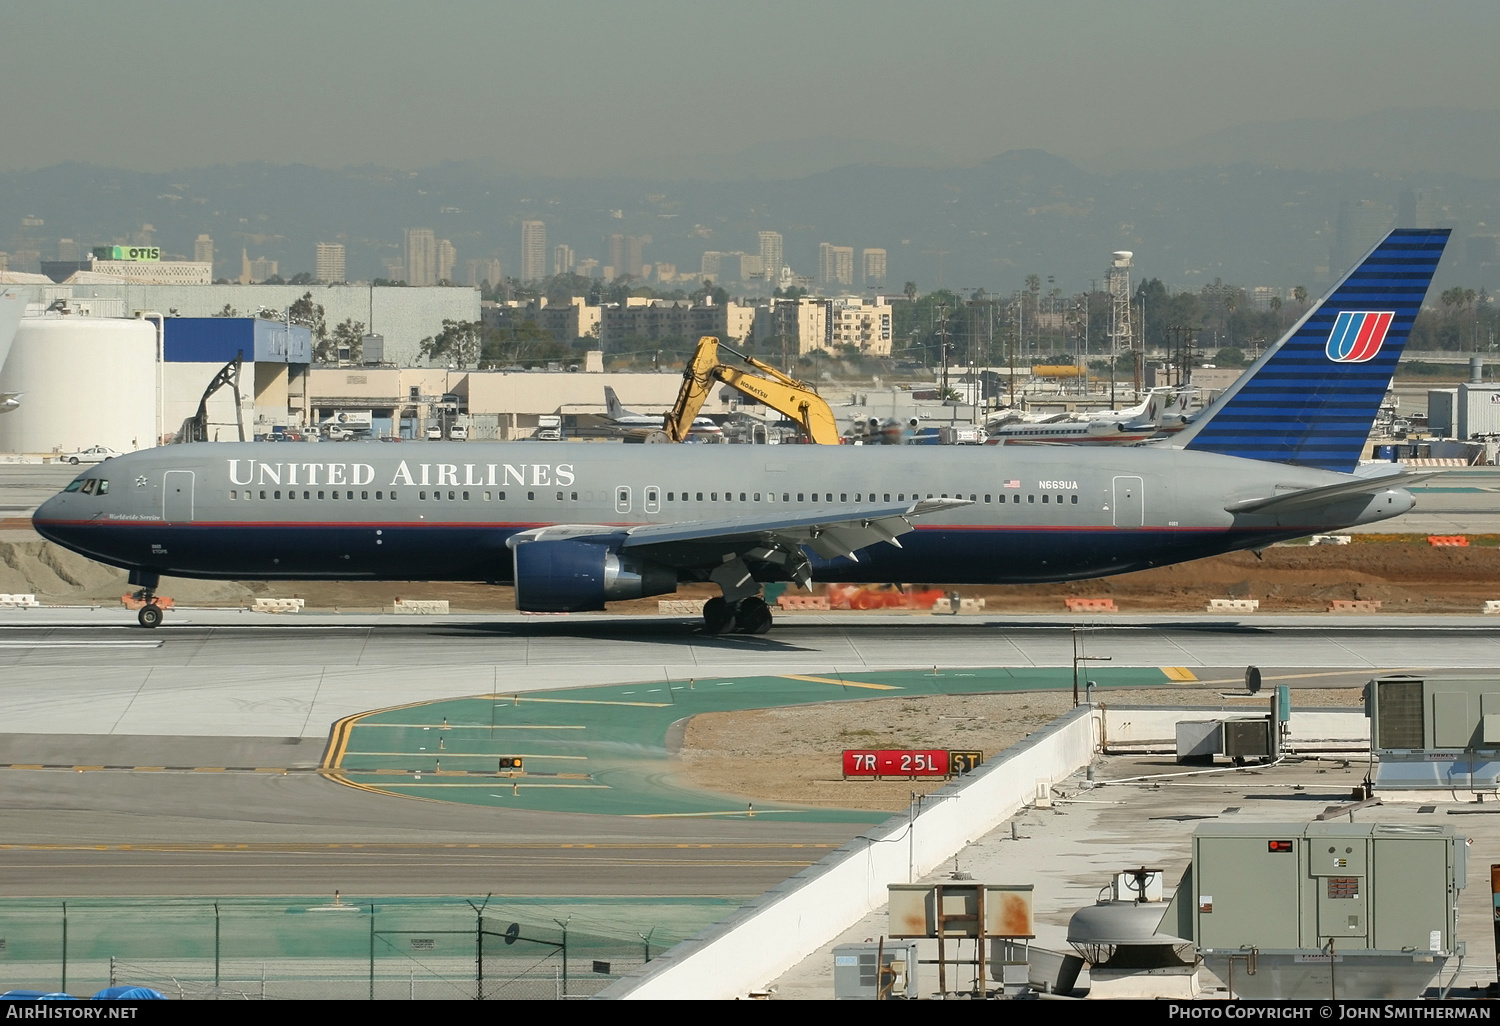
80, 479, 96, 494
64, 478, 85, 492
96, 479, 109, 495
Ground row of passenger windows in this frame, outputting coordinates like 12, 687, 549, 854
227, 488, 1081, 505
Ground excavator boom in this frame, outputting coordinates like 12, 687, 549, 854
662, 336, 841, 445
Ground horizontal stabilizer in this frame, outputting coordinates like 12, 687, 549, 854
1224, 472, 1433, 516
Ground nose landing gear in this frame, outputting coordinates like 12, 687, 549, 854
136, 598, 164, 628
128, 570, 163, 629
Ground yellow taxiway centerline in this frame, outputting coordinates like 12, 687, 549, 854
781, 674, 900, 691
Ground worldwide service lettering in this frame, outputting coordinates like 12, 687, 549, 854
226, 460, 575, 489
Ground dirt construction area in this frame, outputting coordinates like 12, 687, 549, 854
4, 527, 1500, 614
673, 687, 1364, 812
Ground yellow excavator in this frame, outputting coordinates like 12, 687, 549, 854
660, 336, 842, 444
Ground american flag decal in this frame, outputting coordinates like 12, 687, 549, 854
1003, 479, 1020, 489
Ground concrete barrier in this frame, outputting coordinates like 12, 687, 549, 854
121, 594, 174, 610
1484, 601, 1500, 615
392, 599, 449, 614
1309, 534, 1352, 546
0, 593, 39, 607
598, 706, 1095, 1000
1328, 599, 1382, 612
658, 599, 708, 615
1064, 597, 1117, 613
252, 597, 304, 614
776, 595, 831, 611
1206, 599, 1259, 612
932, 597, 987, 614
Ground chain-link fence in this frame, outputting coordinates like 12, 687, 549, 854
0, 897, 728, 999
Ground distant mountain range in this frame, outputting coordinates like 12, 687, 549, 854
3, 141, 1497, 297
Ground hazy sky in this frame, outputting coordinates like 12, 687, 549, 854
3, 0, 1498, 176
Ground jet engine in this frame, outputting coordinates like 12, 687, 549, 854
512, 537, 677, 612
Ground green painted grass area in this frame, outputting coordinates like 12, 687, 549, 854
337, 666, 1184, 820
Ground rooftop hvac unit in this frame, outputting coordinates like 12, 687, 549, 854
1175, 720, 1222, 764
1172, 822, 1466, 1000
1368, 674, 1500, 790
1222, 719, 1271, 762
832, 942, 917, 1000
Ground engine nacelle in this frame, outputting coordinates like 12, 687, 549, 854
1086, 419, 1126, 436
512, 538, 677, 612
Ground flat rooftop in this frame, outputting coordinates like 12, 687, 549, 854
769, 749, 1499, 999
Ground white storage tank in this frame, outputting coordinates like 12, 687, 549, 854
0, 316, 157, 455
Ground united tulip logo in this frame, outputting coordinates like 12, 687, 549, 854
1325, 311, 1394, 364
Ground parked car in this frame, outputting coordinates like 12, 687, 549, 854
449, 425, 468, 441
61, 445, 120, 465
425, 426, 443, 441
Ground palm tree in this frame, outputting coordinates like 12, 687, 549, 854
904, 281, 918, 304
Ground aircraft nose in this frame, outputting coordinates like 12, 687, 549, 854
32, 493, 67, 541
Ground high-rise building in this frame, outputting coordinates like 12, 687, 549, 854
758, 231, 784, 284
575, 258, 599, 278
861, 248, 887, 286
1331, 200, 1394, 277
818, 243, 854, 287
316, 242, 346, 283
553, 244, 574, 276
624, 235, 646, 278
1397, 188, 1437, 230
437, 239, 456, 283
607, 234, 624, 277
466, 257, 503, 289
249, 255, 278, 283
404, 229, 437, 286
194, 234, 214, 268
521, 221, 547, 281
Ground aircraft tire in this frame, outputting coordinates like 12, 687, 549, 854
702, 596, 734, 635
735, 597, 773, 635
137, 603, 163, 629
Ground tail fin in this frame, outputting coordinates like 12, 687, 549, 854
1176, 229, 1448, 472
604, 386, 625, 417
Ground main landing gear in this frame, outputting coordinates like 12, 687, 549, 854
701, 557, 774, 636
129, 570, 164, 629
702, 595, 773, 636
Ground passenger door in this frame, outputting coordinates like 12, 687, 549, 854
163, 471, 195, 524
1112, 476, 1143, 529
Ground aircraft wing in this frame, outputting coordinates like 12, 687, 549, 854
506, 497, 972, 574
619, 497, 971, 561
1224, 472, 1435, 516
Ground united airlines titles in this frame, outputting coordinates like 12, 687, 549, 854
226, 460, 576, 489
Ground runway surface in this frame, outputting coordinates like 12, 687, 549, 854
0, 609, 1495, 899
1, 610, 1497, 737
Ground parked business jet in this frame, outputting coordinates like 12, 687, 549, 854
33, 230, 1447, 634
603, 386, 722, 439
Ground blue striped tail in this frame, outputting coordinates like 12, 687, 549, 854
1180, 228, 1449, 472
